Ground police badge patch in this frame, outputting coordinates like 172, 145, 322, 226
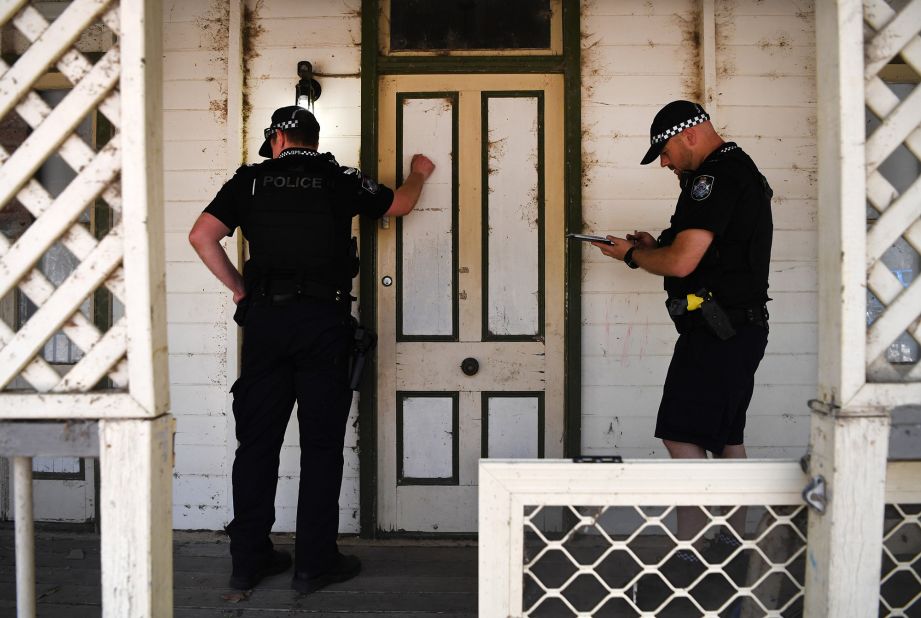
690, 175, 715, 201
361, 174, 379, 194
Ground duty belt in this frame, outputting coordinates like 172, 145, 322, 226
667, 290, 768, 338
725, 305, 769, 329
254, 279, 345, 305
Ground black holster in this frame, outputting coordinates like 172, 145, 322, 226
698, 292, 736, 340
233, 297, 251, 326
348, 317, 378, 391
666, 289, 737, 340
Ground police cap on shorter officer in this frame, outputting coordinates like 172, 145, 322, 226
640, 100, 711, 165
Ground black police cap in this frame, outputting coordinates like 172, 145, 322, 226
258, 105, 321, 158
640, 100, 710, 165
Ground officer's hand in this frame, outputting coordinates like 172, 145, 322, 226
410, 154, 435, 180
626, 230, 656, 249
593, 236, 629, 260
233, 290, 246, 304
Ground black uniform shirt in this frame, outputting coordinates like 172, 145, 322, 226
204, 148, 394, 234
658, 142, 773, 309
204, 148, 395, 292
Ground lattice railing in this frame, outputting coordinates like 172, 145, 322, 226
0, 0, 141, 405
523, 503, 806, 617
480, 460, 921, 617
881, 502, 921, 616
864, 0, 921, 382
2, 2, 171, 615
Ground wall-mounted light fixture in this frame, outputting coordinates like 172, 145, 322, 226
296, 61, 322, 111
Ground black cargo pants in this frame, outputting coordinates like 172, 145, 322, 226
225, 295, 353, 577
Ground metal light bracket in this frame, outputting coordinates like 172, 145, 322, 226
296, 60, 322, 110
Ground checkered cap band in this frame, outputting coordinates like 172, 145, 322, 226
651, 112, 710, 145
273, 119, 300, 131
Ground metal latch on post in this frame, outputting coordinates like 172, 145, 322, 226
802, 475, 827, 513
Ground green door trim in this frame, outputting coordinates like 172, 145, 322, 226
359, 0, 581, 538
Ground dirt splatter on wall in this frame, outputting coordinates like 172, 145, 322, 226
241, 0, 265, 154
578, 0, 818, 459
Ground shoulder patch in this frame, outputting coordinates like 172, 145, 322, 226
690, 175, 715, 201
342, 166, 379, 194
361, 175, 379, 194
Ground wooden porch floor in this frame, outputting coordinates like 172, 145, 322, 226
0, 525, 477, 617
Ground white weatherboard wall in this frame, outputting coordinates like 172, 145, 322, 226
242, 0, 364, 533
580, 0, 817, 458
163, 0, 236, 530
161, 0, 819, 532
162, 0, 364, 532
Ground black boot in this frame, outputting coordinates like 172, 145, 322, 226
291, 553, 361, 594
229, 549, 293, 590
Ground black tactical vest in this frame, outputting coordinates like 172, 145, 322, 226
242, 150, 353, 294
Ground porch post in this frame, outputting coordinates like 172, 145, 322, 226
99, 416, 174, 617
805, 1, 889, 615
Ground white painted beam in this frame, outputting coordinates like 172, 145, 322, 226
0, 393, 147, 420
99, 415, 174, 617
805, 408, 890, 617
806, 1, 891, 616
120, 0, 168, 416
815, 0, 868, 404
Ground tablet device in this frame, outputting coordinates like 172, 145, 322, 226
567, 233, 614, 245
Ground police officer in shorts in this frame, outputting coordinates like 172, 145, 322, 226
189, 106, 435, 593
593, 100, 772, 540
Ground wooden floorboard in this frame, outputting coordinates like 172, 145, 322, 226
0, 526, 478, 617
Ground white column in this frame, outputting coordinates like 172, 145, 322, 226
805, 1, 890, 615
99, 416, 174, 618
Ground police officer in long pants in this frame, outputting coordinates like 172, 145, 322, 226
593, 101, 773, 546
189, 105, 435, 594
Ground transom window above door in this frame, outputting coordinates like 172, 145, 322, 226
380, 0, 562, 56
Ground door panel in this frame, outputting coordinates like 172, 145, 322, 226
483, 93, 543, 338
377, 74, 564, 533
397, 94, 457, 339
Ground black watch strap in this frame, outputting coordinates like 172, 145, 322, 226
624, 247, 639, 269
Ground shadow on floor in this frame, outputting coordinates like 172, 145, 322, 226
0, 526, 478, 617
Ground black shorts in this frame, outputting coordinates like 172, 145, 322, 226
654, 322, 768, 455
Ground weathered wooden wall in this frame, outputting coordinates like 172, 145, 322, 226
163, 0, 236, 530
163, 0, 364, 532
579, 0, 818, 458
161, 0, 818, 532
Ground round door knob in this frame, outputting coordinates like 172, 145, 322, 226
461, 357, 479, 376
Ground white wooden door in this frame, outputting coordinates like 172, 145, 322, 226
376, 74, 565, 533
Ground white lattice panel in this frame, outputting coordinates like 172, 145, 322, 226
0, 0, 166, 418
480, 460, 921, 618
864, 0, 921, 383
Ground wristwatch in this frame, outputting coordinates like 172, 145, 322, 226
623, 247, 639, 269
